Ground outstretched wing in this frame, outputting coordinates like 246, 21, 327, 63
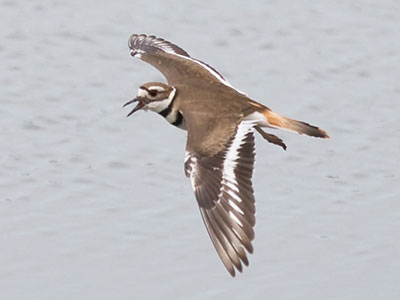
128, 34, 232, 87
184, 119, 256, 276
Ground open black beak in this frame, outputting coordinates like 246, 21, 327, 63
123, 98, 145, 117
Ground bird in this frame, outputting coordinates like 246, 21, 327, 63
124, 34, 329, 277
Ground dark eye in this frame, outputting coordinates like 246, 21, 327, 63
149, 90, 158, 97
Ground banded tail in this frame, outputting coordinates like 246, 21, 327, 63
261, 109, 329, 139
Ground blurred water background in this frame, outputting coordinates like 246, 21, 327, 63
1, 1, 399, 299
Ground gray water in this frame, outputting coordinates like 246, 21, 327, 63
1, 1, 399, 299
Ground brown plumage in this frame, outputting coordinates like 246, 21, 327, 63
124, 34, 329, 276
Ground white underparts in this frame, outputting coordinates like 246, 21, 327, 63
244, 111, 272, 128
165, 110, 178, 123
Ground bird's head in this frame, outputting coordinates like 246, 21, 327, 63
124, 82, 176, 116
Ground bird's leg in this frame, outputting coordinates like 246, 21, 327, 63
255, 126, 287, 151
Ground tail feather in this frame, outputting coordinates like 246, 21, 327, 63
263, 110, 329, 139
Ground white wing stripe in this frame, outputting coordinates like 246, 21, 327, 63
129, 34, 247, 94
222, 120, 255, 194
223, 180, 240, 193
174, 53, 229, 86
185, 156, 198, 190
225, 188, 242, 204
174, 53, 247, 95
229, 211, 243, 227
228, 199, 244, 215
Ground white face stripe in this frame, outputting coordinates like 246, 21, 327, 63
138, 86, 176, 114
148, 86, 166, 92
137, 87, 148, 98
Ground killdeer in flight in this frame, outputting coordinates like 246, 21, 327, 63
124, 34, 329, 276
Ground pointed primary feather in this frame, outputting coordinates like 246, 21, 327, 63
184, 120, 256, 276
128, 34, 235, 88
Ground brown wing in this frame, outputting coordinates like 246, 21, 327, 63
184, 118, 257, 276
128, 34, 230, 86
